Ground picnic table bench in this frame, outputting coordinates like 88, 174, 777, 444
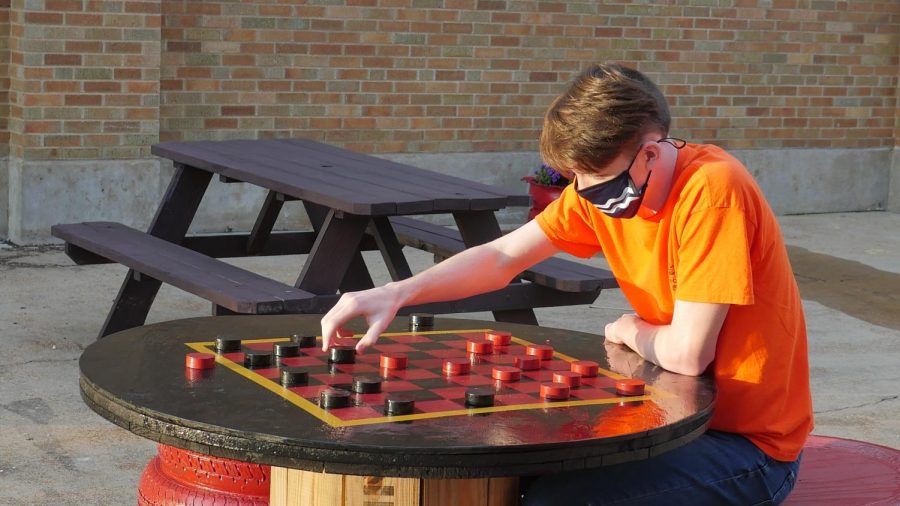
51, 139, 617, 338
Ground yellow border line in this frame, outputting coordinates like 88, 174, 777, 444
186, 329, 669, 427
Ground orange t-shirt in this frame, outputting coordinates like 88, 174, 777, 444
536, 143, 813, 461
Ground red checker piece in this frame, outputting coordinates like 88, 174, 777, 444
525, 344, 554, 360
485, 330, 512, 346
380, 353, 408, 370
336, 328, 355, 338
571, 360, 599, 377
466, 340, 493, 354
540, 382, 570, 400
615, 378, 646, 396
552, 371, 582, 387
185, 352, 215, 370
514, 355, 541, 371
442, 357, 471, 375
492, 366, 522, 382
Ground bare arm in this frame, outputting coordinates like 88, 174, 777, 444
321, 219, 561, 351
604, 300, 729, 376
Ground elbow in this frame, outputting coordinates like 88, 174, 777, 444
672, 361, 709, 377
665, 347, 714, 377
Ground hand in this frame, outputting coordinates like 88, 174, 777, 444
604, 313, 642, 346
320, 284, 403, 353
604, 340, 646, 377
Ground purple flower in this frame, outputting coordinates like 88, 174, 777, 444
531, 164, 569, 187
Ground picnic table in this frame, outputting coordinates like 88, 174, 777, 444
52, 139, 617, 338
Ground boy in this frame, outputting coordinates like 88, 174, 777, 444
321, 63, 812, 505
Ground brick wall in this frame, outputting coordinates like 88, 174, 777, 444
1, 0, 897, 163
0, 1, 7, 159
6, 0, 160, 161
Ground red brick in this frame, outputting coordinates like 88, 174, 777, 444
221, 106, 256, 116
44, 54, 82, 66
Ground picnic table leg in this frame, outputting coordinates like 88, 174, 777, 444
295, 209, 372, 295
98, 164, 212, 338
303, 203, 375, 292
370, 217, 414, 281
453, 210, 540, 326
246, 190, 284, 256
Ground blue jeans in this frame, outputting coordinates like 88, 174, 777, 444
521, 430, 801, 506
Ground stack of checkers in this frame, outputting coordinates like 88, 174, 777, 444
187, 315, 647, 422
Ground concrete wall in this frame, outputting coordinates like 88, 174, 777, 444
889, 146, 900, 212
4, 146, 893, 244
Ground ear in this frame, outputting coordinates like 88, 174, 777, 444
642, 142, 662, 168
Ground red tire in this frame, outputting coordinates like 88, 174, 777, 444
137, 445, 269, 505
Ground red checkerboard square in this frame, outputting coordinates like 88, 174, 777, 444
278, 356, 329, 367
332, 363, 379, 374
252, 367, 280, 380
326, 405, 383, 420
544, 360, 573, 371
425, 348, 465, 358
311, 373, 353, 385
373, 343, 418, 353
580, 376, 617, 388
454, 331, 488, 340
496, 393, 540, 406
570, 388, 617, 400
241, 342, 272, 351
415, 399, 464, 413
449, 374, 494, 387
381, 380, 421, 393
410, 358, 444, 369
288, 385, 326, 398
508, 381, 542, 394
355, 392, 389, 406
383, 368, 439, 381
386, 334, 432, 344
430, 386, 467, 399
222, 352, 244, 362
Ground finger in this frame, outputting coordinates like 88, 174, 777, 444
320, 318, 336, 351
355, 320, 389, 353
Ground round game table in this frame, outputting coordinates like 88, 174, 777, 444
80, 315, 715, 505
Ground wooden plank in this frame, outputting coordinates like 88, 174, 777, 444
488, 477, 519, 506
344, 475, 420, 506
280, 138, 531, 208
369, 217, 414, 281
295, 209, 370, 294
153, 141, 421, 216
227, 139, 440, 215
265, 139, 504, 212
247, 190, 284, 255
422, 479, 489, 506
98, 163, 212, 337
389, 217, 617, 292
53, 222, 316, 314
303, 201, 375, 293
269, 466, 291, 506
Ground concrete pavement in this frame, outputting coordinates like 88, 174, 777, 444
1, 211, 898, 505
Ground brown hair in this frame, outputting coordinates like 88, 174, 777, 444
540, 63, 671, 176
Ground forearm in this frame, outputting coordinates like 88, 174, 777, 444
611, 301, 727, 376
621, 322, 707, 376
387, 245, 522, 308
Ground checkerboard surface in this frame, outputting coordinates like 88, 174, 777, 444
188, 329, 654, 427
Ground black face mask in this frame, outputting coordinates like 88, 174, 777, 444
575, 137, 686, 219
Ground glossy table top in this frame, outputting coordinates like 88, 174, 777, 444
80, 315, 715, 477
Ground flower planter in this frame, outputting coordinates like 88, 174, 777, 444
523, 176, 565, 220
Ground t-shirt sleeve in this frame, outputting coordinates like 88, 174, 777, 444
674, 206, 755, 305
535, 185, 602, 259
